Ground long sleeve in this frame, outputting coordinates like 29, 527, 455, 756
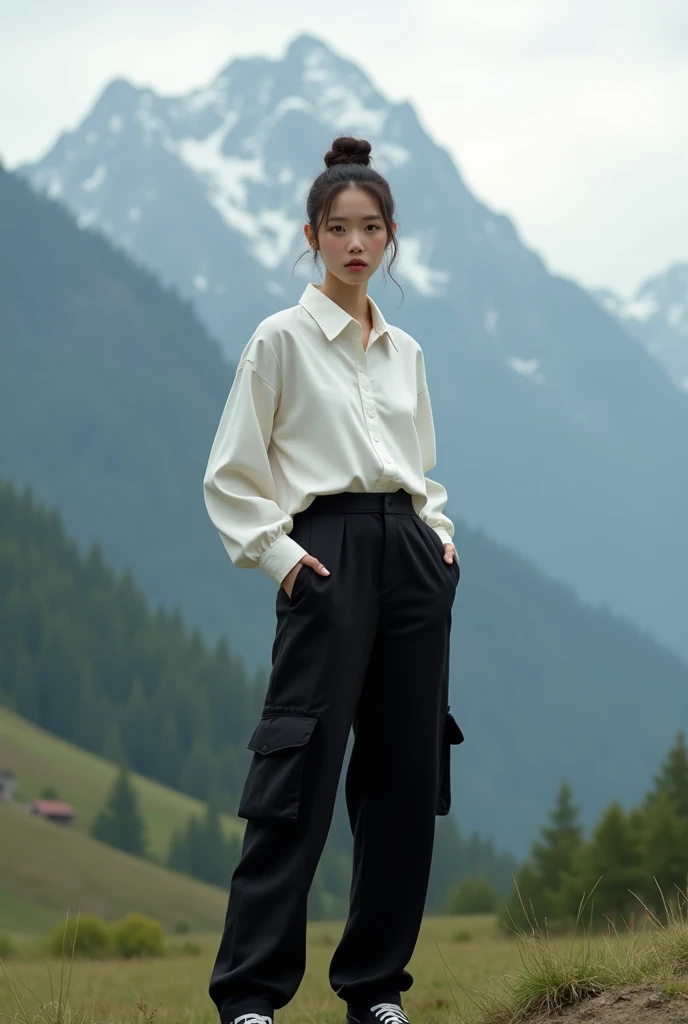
415, 351, 455, 549
203, 356, 308, 587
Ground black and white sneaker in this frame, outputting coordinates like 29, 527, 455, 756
347, 1003, 412, 1024
227, 1014, 273, 1024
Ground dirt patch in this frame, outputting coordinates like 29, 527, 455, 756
555, 979, 688, 1023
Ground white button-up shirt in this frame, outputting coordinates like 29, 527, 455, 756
203, 282, 455, 587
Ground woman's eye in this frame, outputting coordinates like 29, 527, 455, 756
329, 224, 380, 232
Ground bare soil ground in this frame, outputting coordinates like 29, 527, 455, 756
555, 978, 688, 1024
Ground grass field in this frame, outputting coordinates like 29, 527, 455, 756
2, 913, 686, 1024
0, 915, 556, 1024
0, 707, 244, 862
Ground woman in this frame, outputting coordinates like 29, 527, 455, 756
203, 134, 464, 1024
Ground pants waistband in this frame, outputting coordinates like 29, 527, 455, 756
300, 489, 417, 515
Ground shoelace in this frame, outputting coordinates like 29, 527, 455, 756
232, 1015, 272, 1024
371, 1004, 410, 1024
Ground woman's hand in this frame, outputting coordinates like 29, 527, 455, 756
281, 554, 330, 598
443, 542, 458, 565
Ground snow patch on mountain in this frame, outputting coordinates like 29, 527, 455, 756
591, 264, 688, 392
396, 236, 449, 297
82, 164, 107, 192
508, 356, 546, 384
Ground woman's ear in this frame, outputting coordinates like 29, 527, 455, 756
304, 224, 318, 250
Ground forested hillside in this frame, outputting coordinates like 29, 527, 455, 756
0, 479, 261, 809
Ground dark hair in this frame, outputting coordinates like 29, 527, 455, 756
292, 135, 403, 299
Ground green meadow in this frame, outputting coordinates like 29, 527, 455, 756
0, 916, 501, 1024
2, 912, 688, 1024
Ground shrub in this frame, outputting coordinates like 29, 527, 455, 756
172, 919, 190, 933
111, 913, 164, 958
448, 874, 499, 915
48, 915, 112, 959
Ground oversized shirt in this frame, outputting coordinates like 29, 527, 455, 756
203, 281, 455, 588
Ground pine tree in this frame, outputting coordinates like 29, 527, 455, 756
564, 801, 644, 923
179, 735, 216, 800
531, 782, 583, 904
216, 744, 242, 813
639, 789, 688, 914
102, 721, 127, 765
155, 712, 183, 789
90, 761, 148, 857
121, 678, 153, 777
647, 730, 688, 819
195, 793, 229, 887
504, 781, 583, 928
166, 824, 189, 873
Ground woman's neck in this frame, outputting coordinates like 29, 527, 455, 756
315, 278, 372, 326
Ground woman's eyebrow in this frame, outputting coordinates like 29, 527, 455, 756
327, 215, 383, 222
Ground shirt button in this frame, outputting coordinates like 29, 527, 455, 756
384, 457, 391, 463
373, 435, 380, 442
368, 408, 376, 417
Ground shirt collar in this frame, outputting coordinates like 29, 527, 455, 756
298, 282, 398, 352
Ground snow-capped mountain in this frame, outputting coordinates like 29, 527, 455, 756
593, 264, 688, 393
17, 32, 688, 663
16, 32, 536, 360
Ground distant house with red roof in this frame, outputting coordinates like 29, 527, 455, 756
28, 799, 76, 825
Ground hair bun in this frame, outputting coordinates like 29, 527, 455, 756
324, 136, 372, 168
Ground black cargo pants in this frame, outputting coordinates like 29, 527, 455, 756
209, 489, 464, 1022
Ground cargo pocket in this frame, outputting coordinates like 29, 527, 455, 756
436, 707, 465, 815
237, 714, 319, 824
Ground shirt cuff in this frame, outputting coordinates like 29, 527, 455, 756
258, 532, 309, 587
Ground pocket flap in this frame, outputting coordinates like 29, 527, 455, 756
247, 715, 318, 755
446, 711, 465, 745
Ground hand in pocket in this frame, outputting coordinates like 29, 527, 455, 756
281, 554, 330, 598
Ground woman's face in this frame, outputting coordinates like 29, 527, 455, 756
305, 186, 395, 286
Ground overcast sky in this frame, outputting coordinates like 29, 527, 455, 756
2, 0, 686, 295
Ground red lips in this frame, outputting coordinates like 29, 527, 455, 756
346, 260, 367, 267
